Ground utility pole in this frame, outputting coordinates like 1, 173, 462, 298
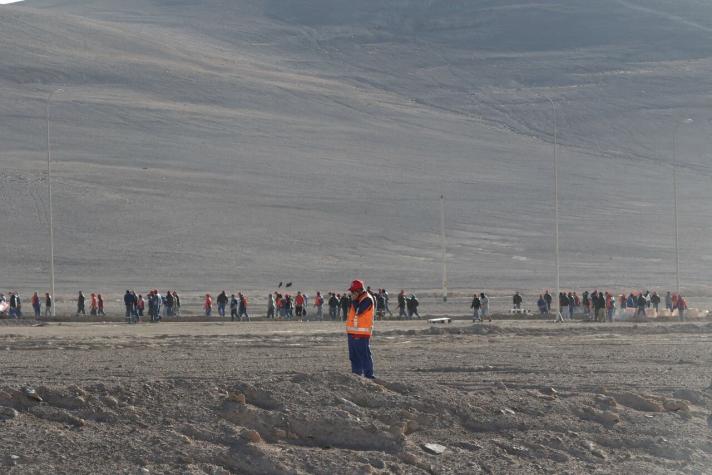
440, 194, 447, 302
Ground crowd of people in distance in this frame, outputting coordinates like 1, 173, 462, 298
2, 285, 693, 324
122, 290, 181, 323
0, 291, 53, 320
262, 288, 420, 321
0, 286, 420, 324
205, 291, 250, 321
73, 291, 106, 317
506, 289, 688, 322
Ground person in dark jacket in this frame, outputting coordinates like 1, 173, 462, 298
559, 292, 570, 321
8, 292, 18, 319
124, 290, 134, 318
76, 291, 86, 316
217, 291, 228, 318
634, 293, 647, 320
397, 291, 407, 319
407, 295, 420, 319
650, 292, 661, 314
230, 294, 238, 321
44, 293, 52, 318
537, 295, 548, 316
512, 292, 522, 310
340, 293, 351, 321
471, 293, 482, 322
593, 291, 606, 322
165, 291, 174, 316
328, 293, 339, 321
544, 291, 552, 311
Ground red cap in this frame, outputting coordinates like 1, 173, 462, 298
348, 279, 364, 293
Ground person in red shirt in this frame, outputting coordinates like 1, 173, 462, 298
97, 294, 105, 316
677, 294, 687, 321
204, 293, 213, 316
31, 292, 41, 320
314, 291, 324, 321
295, 292, 305, 320
90, 293, 98, 316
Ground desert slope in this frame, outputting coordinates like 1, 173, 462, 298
1, 0, 712, 296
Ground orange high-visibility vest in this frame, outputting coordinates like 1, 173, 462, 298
346, 292, 374, 337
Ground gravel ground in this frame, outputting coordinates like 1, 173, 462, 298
1, 319, 711, 474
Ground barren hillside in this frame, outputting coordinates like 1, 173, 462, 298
2, 0, 712, 296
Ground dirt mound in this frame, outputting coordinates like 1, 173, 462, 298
1, 321, 712, 473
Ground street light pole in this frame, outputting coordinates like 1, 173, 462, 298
672, 118, 693, 296
47, 88, 63, 317
440, 194, 447, 302
544, 95, 561, 321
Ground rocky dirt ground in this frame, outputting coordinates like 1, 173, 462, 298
1, 320, 711, 474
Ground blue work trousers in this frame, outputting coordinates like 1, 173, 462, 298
348, 334, 374, 379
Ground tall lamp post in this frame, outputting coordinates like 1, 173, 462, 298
440, 194, 447, 302
47, 88, 63, 316
672, 118, 693, 296
543, 95, 561, 320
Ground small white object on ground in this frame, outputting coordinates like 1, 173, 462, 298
428, 317, 451, 324
422, 443, 447, 455
23, 387, 42, 402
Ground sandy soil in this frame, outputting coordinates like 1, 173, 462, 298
1, 319, 711, 474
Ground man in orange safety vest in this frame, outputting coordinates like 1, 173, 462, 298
346, 279, 375, 378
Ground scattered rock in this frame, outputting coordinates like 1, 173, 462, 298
422, 443, 447, 455
494, 381, 508, 390
500, 408, 516, 416
29, 406, 86, 427
273, 428, 287, 439
594, 386, 609, 395
404, 420, 419, 435
455, 441, 483, 451
494, 440, 529, 457
663, 399, 690, 413
232, 383, 282, 410
243, 430, 263, 444
369, 458, 385, 469
576, 406, 620, 426
36, 387, 87, 410
23, 387, 43, 402
337, 397, 362, 415
594, 394, 617, 409
672, 389, 707, 406
583, 440, 606, 459
591, 448, 607, 460
101, 395, 120, 408
598, 411, 621, 426
399, 452, 419, 465
388, 423, 405, 436
227, 393, 246, 405
355, 464, 374, 474
612, 392, 663, 412
0, 406, 19, 420
540, 387, 558, 396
